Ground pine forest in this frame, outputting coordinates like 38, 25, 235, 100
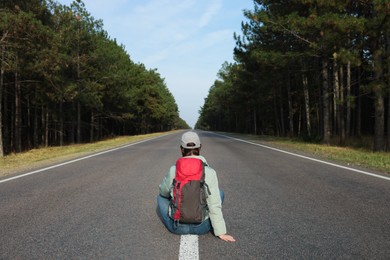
1, 1, 389, 156
196, 0, 390, 152
0, 0, 189, 157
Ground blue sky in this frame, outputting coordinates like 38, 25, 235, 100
57, 0, 252, 128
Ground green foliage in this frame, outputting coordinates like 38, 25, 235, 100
0, 0, 187, 155
197, 0, 390, 152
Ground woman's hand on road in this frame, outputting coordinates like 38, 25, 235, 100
218, 234, 236, 242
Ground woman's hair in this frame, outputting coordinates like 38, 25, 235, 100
181, 142, 200, 156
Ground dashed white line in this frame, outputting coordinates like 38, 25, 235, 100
179, 235, 199, 260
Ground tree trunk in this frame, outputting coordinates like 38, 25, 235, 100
287, 72, 294, 137
322, 57, 331, 145
387, 89, 390, 152
273, 90, 280, 136
386, 32, 390, 151
15, 70, 22, 153
41, 105, 45, 146
59, 100, 64, 146
0, 45, 4, 157
235, 112, 238, 133
253, 106, 257, 135
43, 105, 49, 147
279, 84, 285, 136
70, 102, 75, 143
77, 100, 81, 143
27, 94, 31, 149
333, 53, 339, 136
339, 65, 346, 145
303, 72, 311, 137
373, 89, 385, 151
33, 100, 38, 148
356, 67, 362, 137
298, 105, 302, 136
373, 49, 385, 151
346, 61, 351, 138
90, 110, 94, 142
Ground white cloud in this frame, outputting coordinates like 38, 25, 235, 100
198, 0, 223, 28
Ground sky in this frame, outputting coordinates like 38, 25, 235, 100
57, 0, 253, 128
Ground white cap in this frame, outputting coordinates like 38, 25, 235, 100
181, 131, 201, 149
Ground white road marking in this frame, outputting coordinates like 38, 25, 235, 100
2, 131, 202, 259
0, 134, 168, 184
179, 235, 199, 260
218, 133, 390, 181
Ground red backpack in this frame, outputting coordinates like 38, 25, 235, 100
170, 157, 210, 224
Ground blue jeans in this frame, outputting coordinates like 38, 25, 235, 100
157, 190, 224, 235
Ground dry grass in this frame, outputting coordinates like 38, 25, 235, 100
271, 140, 389, 173
239, 135, 390, 174
0, 132, 167, 177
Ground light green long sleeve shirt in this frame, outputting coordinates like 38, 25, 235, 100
159, 155, 227, 236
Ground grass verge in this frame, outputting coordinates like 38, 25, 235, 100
227, 133, 390, 175
0, 132, 168, 177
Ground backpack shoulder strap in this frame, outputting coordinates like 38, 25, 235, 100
200, 161, 211, 196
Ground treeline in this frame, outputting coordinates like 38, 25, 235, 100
0, 0, 189, 156
196, 1, 389, 151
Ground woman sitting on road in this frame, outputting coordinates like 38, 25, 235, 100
157, 131, 235, 242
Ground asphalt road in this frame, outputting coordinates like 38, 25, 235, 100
1, 131, 389, 259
